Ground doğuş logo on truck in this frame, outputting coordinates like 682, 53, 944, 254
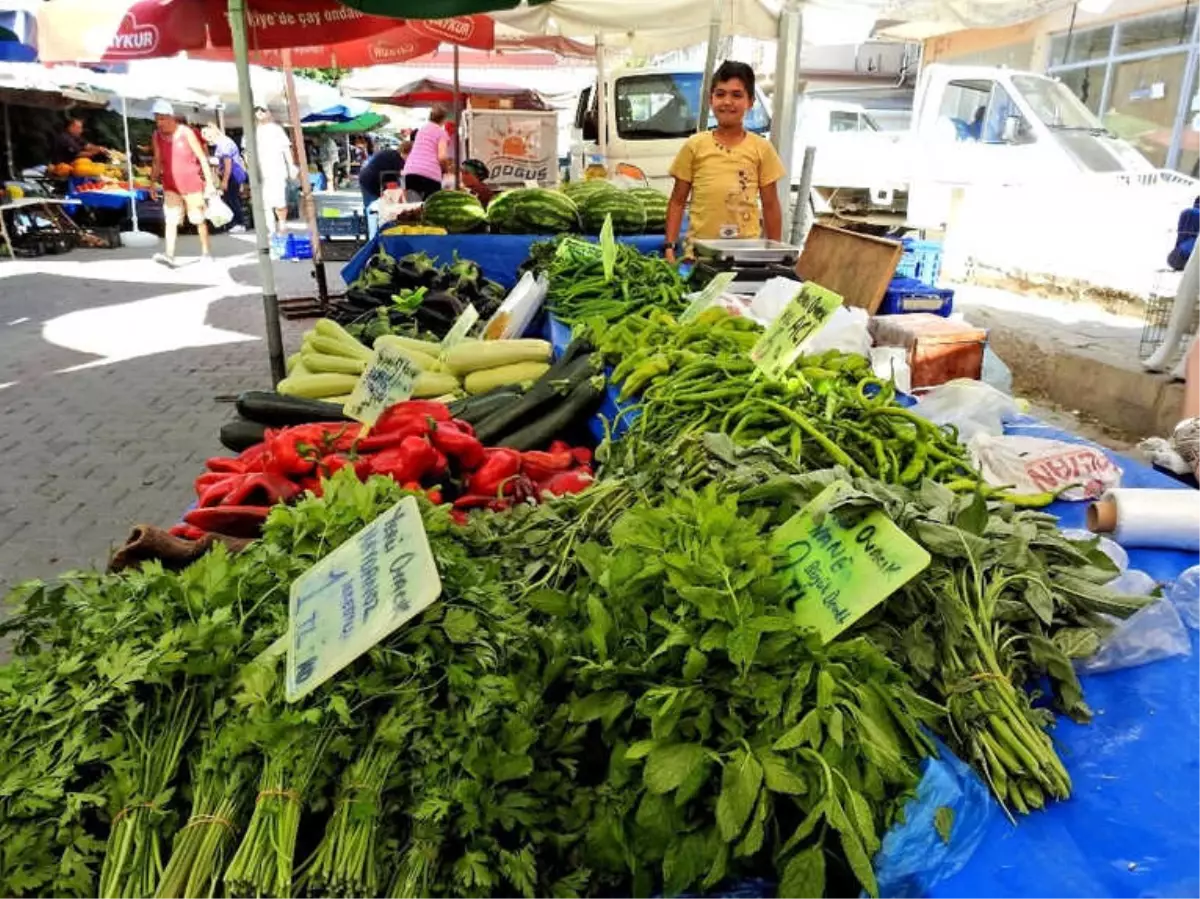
107, 13, 159, 57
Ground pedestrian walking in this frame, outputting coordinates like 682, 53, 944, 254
201, 123, 248, 232
249, 106, 297, 234
149, 100, 216, 267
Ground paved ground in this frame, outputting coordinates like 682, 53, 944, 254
0, 232, 345, 594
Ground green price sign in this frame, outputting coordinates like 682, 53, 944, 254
286, 496, 442, 701
750, 282, 842, 380
344, 343, 421, 426
680, 271, 737, 323
771, 482, 930, 644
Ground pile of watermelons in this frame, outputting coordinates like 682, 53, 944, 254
421, 182, 670, 236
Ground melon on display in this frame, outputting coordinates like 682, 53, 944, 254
422, 190, 487, 233
580, 190, 647, 235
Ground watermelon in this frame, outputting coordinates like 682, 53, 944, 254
580, 190, 647, 235
562, 179, 618, 205
423, 190, 486, 233
629, 188, 669, 233
488, 188, 580, 234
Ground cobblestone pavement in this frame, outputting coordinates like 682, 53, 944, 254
0, 233, 346, 593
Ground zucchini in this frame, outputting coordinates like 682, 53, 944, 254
558, 336, 596, 367
375, 334, 442, 356
412, 372, 461, 398
464, 361, 550, 395
219, 418, 269, 453
309, 334, 372, 362
286, 352, 302, 374
497, 374, 606, 451
277, 372, 360, 399
448, 387, 524, 425
373, 336, 443, 371
444, 338, 552, 375
301, 352, 368, 375
315, 318, 372, 352
236, 391, 349, 426
474, 352, 599, 445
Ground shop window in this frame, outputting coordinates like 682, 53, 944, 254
1103, 52, 1189, 168
1050, 26, 1113, 66
1117, 6, 1198, 55
1056, 65, 1106, 114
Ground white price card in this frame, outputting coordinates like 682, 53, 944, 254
680, 272, 738, 323
439, 303, 479, 359
286, 496, 442, 702
344, 343, 421, 426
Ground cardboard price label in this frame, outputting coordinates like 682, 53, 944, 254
439, 303, 479, 359
750, 282, 842, 380
286, 496, 442, 702
680, 271, 737, 323
344, 344, 421, 426
771, 482, 930, 644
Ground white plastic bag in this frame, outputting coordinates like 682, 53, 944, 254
914, 379, 1019, 440
1166, 565, 1199, 630
481, 272, 547, 340
803, 305, 871, 357
205, 194, 234, 229
968, 432, 1122, 500
1075, 599, 1191, 675
869, 347, 912, 394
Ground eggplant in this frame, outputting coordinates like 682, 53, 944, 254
220, 417, 269, 453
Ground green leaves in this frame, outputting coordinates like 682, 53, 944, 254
644, 743, 709, 795
715, 749, 763, 843
569, 691, 630, 729
779, 845, 826, 898
935, 805, 955, 844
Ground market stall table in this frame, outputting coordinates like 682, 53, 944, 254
341, 232, 668, 289
879, 415, 1198, 898
0, 195, 81, 258
67, 185, 151, 211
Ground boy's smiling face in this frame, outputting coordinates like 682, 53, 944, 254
711, 77, 751, 129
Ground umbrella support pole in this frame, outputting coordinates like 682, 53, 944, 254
453, 45, 461, 189
282, 52, 330, 312
229, 0, 287, 385
695, 0, 722, 134
2, 103, 13, 181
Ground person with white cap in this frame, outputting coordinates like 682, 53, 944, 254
249, 105, 297, 234
149, 99, 216, 266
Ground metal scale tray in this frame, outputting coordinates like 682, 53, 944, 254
693, 238, 800, 265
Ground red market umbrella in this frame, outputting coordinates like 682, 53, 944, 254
369, 74, 550, 110
35, 0, 424, 62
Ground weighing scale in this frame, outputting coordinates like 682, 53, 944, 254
690, 239, 803, 294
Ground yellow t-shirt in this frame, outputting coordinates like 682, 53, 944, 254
668, 131, 786, 243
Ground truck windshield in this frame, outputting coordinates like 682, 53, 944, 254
613, 72, 771, 140
1011, 74, 1108, 133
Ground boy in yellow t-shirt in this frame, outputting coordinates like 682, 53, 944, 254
664, 60, 786, 262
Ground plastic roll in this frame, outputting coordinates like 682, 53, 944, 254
1087, 488, 1200, 552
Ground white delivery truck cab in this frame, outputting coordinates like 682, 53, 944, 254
569, 66, 773, 190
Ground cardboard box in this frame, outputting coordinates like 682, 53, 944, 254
869, 314, 987, 388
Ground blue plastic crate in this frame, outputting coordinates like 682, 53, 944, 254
316, 213, 364, 240
895, 237, 942, 286
271, 233, 313, 261
878, 276, 954, 317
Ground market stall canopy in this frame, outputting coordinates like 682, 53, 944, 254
302, 110, 387, 132
359, 74, 550, 109
49, 65, 222, 118
0, 0, 38, 62
303, 97, 373, 123
0, 60, 107, 107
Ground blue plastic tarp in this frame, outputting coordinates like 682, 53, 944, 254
67, 187, 149, 210
340, 232, 667, 289
878, 414, 1199, 898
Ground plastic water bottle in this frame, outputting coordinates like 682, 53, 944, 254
1166, 565, 1199, 629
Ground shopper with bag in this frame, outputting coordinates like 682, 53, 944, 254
149, 100, 216, 267
202, 123, 248, 232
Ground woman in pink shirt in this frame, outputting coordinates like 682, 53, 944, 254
402, 106, 450, 200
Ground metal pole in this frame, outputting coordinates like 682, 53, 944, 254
771, 0, 803, 240
2, 103, 13, 180
229, 0, 286, 384
595, 33, 608, 174
216, 105, 226, 133
452, 44, 461, 189
789, 145, 815, 246
695, 0, 722, 133
282, 51, 330, 308
119, 95, 139, 232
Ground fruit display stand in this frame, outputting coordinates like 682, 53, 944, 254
66, 183, 151, 211
341, 231, 667, 290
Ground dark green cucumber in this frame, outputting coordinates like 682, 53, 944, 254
475, 352, 599, 445
496, 375, 606, 451
220, 418, 269, 453
236, 390, 349, 426
448, 387, 525, 425
557, 335, 595, 368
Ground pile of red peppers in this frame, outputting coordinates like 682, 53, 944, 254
171, 400, 595, 541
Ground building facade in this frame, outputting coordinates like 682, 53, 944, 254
923, 0, 1199, 175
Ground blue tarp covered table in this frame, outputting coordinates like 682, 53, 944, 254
881, 415, 1199, 898
67, 187, 150, 211
340, 233, 667, 289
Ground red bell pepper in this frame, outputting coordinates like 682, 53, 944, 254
205, 456, 245, 474
184, 505, 271, 538
375, 401, 451, 433
425, 488, 444, 505
540, 467, 595, 497
262, 426, 324, 477
370, 435, 439, 483
169, 523, 209, 541
356, 418, 431, 453
430, 420, 485, 469
466, 448, 522, 497
223, 472, 301, 507
195, 471, 233, 492
520, 448, 573, 483
428, 449, 449, 479
197, 474, 242, 508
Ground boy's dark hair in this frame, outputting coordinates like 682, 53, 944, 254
712, 60, 755, 97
